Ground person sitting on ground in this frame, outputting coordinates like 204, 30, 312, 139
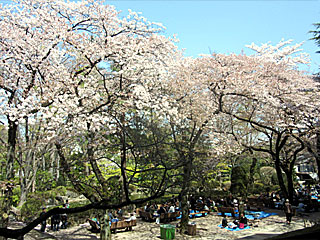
91, 217, 100, 227
239, 213, 248, 228
87, 217, 100, 233
205, 197, 212, 208
197, 197, 203, 204
204, 204, 210, 211
227, 221, 238, 229
297, 202, 305, 212
221, 217, 228, 228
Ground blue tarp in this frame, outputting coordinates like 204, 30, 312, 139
218, 224, 250, 231
218, 211, 277, 219
176, 211, 208, 219
312, 195, 320, 202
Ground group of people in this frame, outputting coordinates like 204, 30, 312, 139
40, 200, 69, 233
221, 213, 248, 229
107, 208, 137, 223
144, 202, 177, 214
143, 203, 174, 224
88, 209, 136, 232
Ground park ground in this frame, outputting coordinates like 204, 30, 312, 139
10, 208, 320, 240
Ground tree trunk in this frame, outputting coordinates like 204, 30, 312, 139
274, 156, 288, 200
18, 189, 28, 208
179, 159, 192, 234
6, 119, 17, 180
0, 183, 13, 240
247, 157, 257, 197
316, 132, 320, 180
0, 119, 17, 240
100, 210, 111, 240
55, 142, 100, 203
120, 118, 128, 203
17, 149, 39, 208
286, 170, 294, 203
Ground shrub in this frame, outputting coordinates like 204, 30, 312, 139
21, 195, 45, 223
253, 182, 265, 194
67, 201, 104, 227
12, 186, 21, 207
230, 165, 248, 197
222, 181, 231, 191
20, 186, 68, 222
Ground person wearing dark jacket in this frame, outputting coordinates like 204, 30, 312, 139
157, 204, 166, 215
51, 213, 61, 231
221, 217, 228, 227
284, 199, 293, 224
61, 204, 68, 229
239, 213, 248, 228
40, 207, 46, 232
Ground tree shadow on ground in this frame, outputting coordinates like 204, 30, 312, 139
238, 233, 280, 239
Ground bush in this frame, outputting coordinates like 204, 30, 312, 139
20, 186, 68, 222
209, 189, 229, 200
21, 196, 45, 223
253, 182, 265, 194
12, 186, 21, 207
230, 165, 248, 197
67, 201, 104, 227
222, 181, 231, 191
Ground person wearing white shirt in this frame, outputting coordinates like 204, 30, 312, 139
168, 205, 175, 213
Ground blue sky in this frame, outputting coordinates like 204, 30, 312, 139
1, 0, 320, 73
108, 0, 320, 73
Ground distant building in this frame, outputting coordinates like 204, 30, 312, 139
295, 154, 318, 183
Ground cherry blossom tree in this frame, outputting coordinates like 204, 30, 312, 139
164, 56, 241, 233
167, 40, 319, 223
200, 40, 319, 203
0, 0, 182, 238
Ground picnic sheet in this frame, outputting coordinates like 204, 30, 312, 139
311, 195, 320, 202
176, 211, 208, 219
218, 211, 277, 219
218, 224, 250, 231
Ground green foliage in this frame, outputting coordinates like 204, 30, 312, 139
36, 170, 55, 191
222, 180, 231, 191
215, 162, 232, 182
310, 22, 320, 53
21, 195, 45, 223
252, 182, 265, 194
20, 186, 67, 222
67, 201, 105, 227
12, 186, 21, 207
259, 166, 277, 185
51, 186, 67, 198
230, 165, 249, 197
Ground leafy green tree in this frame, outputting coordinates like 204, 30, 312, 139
230, 165, 249, 198
310, 22, 320, 53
